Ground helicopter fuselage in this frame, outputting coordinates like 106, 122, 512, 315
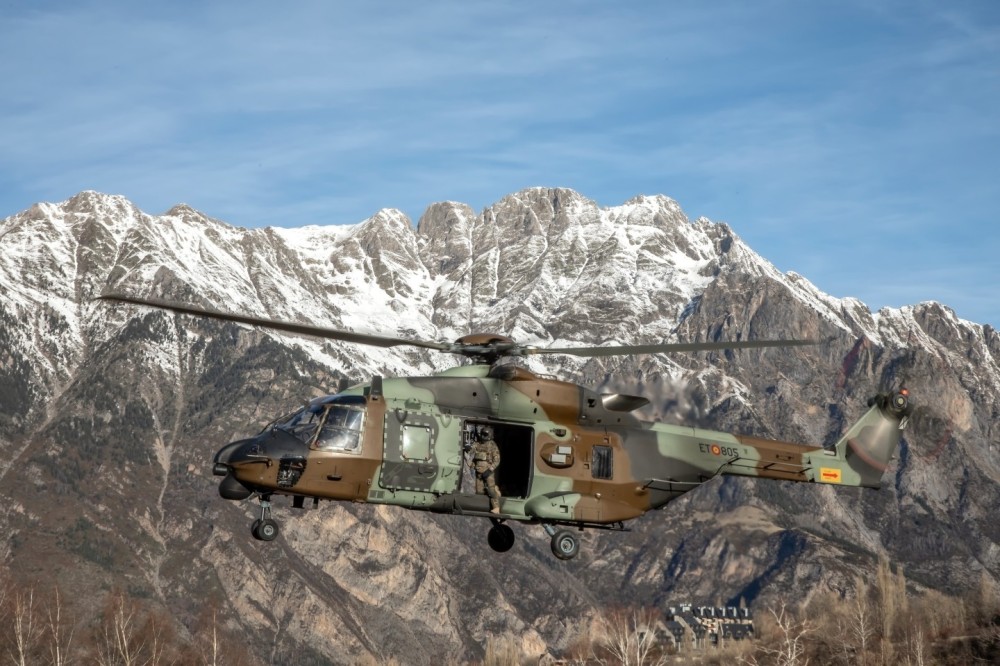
212, 363, 909, 555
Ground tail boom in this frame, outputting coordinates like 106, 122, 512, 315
709, 391, 911, 489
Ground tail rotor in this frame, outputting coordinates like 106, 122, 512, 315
836, 335, 956, 464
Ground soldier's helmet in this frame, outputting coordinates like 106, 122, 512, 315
479, 425, 494, 440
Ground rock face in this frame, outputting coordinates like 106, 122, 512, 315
1, 188, 998, 663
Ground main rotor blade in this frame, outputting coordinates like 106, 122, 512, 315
525, 338, 820, 357
97, 293, 454, 352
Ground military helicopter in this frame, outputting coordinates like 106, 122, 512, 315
99, 293, 912, 560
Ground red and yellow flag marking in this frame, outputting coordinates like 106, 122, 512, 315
819, 467, 842, 483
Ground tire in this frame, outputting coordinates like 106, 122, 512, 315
256, 518, 279, 542
487, 524, 516, 553
250, 519, 263, 540
550, 530, 580, 560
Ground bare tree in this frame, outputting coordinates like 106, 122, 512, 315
483, 634, 521, 666
8, 584, 43, 666
191, 605, 221, 666
43, 585, 76, 666
597, 607, 668, 666
563, 619, 600, 666
875, 556, 906, 666
904, 627, 928, 666
755, 602, 812, 666
184, 601, 254, 666
840, 577, 875, 666
139, 609, 176, 666
94, 590, 147, 666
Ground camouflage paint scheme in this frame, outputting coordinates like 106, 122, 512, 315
99, 293, 910, 555
218, 363, 910, 530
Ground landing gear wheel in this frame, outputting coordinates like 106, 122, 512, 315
251, 494, 279, 542
550, 530, 580, 560
253, 518, 279, 542
487, 523, 515, 553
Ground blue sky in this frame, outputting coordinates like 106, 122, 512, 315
2, 1, 997, 326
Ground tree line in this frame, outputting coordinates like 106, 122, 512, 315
487, 557, 1000, 666
2, 557, 997, 665
0, 575, 253, 666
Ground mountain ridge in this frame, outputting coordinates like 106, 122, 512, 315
1, 188, 997, 663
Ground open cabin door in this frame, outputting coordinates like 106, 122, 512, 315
461, 421, 534, 499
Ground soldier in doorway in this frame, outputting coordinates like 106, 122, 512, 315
469, 425, 501, 514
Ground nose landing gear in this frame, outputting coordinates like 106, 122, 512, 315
251, 495, 279, 542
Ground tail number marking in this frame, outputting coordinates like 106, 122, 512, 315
700, 443, 739, 458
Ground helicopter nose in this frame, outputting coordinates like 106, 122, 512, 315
213, 437, 261, 475
219, 471, 254, 500
213, 438, 263, 500
211, 431, 309, 499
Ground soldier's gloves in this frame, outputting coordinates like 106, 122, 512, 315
481, 469, 494, 480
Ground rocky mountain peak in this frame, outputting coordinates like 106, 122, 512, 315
161, 202, 224, 226
352, 208, 414, 246
482, 186, 599, 239
619, 193, 686, 225
60, 191, 145, 236
64, 189, 130, 213
416, 200, 475, 241
337, 209, 427, 303
416, 201, 476, 275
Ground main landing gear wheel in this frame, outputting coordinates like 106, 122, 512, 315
487, 522, 515, 553
550, 530, 580, 560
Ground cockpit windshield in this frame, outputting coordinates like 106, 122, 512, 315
312, 405, 365, 452
272, 396, 366, 452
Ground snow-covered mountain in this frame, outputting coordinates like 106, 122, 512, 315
1, 188, 998, 663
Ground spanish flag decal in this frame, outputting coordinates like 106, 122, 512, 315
819, 467, 842, 483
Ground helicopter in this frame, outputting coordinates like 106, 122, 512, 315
99, 293, 912, 560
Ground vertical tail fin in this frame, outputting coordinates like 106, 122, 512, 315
830, 390, 912, 488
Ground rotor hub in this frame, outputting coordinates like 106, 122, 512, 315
451, 333, 523, 364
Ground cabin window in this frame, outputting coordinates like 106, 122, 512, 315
312, 405, 365, 453
401, 425, 432, 461
592, 445, 613, 480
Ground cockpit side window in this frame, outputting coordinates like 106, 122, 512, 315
312, 405, 365, 453
276, 408, 322, 444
